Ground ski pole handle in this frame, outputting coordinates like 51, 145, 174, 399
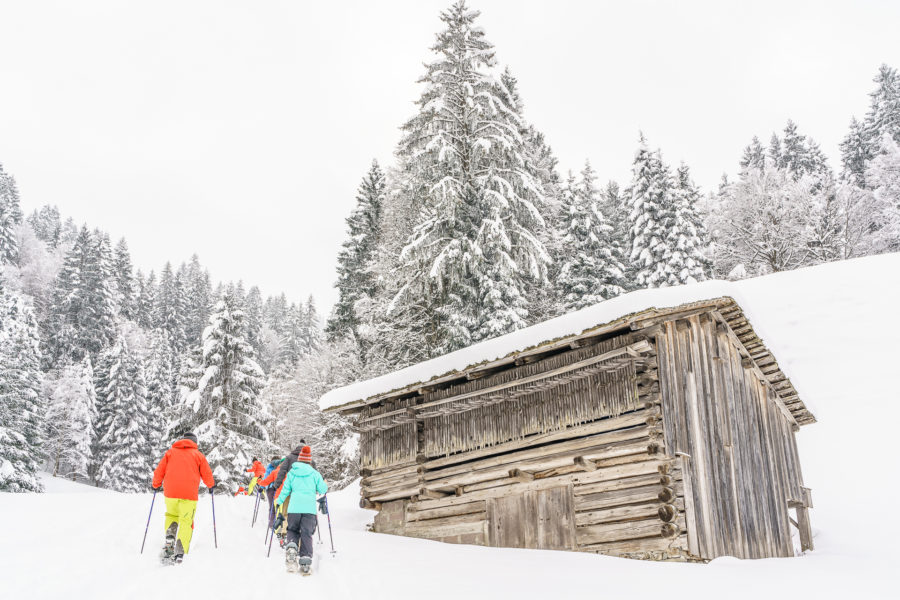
140, 488, 158, 554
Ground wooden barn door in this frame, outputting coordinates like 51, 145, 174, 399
487, 485, 575, 550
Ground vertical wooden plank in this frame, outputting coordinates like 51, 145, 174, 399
678, 320, 716, 559
680, 454, 701, 557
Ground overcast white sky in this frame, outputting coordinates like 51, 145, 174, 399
1, 0, 898, 312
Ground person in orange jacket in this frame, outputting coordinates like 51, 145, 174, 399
244, 457, 265, 495
151, 432, 215, 564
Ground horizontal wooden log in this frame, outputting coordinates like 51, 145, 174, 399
424, 428, 655, 489
405, 519, 486, 539
533, 445, 660, 479
406, 500, 486, 521
576, 499, 685, 527
573, 472, 663, 496
362, 466, 422, 488
461, 445, 660, 494
363, 474, 422, 498
404, 510, 485, 530
573, 460, 678, 496
577, 516, 681, 545
359, 460, 419, 478
578, 534, 688, 555
576, 481, 685, 512
368, 486, 422, 503
423, 408, 656, 471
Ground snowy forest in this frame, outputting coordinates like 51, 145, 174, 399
2, 0, 899, 495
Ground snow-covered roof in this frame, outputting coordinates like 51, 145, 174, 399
320, 277, 816, 425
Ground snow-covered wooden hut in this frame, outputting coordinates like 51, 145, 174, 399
321, 289, 816, 561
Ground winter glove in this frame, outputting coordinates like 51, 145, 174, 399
150, 484, 160, 493
208, 485, 216, 494
317, 496, 328, 515
272, 514, 285, 531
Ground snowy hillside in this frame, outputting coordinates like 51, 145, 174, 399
2, 254, 899, 599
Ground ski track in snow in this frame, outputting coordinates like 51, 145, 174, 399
3, 254, 900, 599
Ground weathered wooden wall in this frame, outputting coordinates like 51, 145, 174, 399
359, 334, 642, 470
656, 312, 807, 559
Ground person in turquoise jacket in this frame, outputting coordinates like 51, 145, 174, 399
274, 445, 327, 573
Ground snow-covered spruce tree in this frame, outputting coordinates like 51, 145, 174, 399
327, 159, 385, 350
557, 161, 625, 310
153, 262, 187, 350
0, 283, 45, 492
0, 163, 22, 265
134, 270, 156, 329
628, 135, 673, 288
183, 254, 212, 345
393, 1, 549, 354
244, 285, 264, 357
776, 120, 829, 180
666, 163, 710, 285
599, 181, 632, 289
46, 226, 118, 364
26, 205, 63, 249
500, 68, 563, 324
863, 64, 900, 152
841, 117, 874, 188
144, 330, 180, 457
44, 358, 95, 480
178, 293, 270, 492
94, 334, 150, 491
112, 238, 136, 320
740, 136, 766, 171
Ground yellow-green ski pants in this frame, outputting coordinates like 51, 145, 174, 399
164, 497, 197, 554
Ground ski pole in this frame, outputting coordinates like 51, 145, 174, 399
323, 495, 335, 554
266, 520, 277, 558
140, 488, 158, 554
210, 488, 218, 549
251, 488, 261, 527
316, 514, 322, 544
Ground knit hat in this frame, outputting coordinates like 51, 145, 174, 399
181, 432, 198, 444
298, 446, 312, 463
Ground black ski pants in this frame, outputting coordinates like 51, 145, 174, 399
286, 513, 317, 558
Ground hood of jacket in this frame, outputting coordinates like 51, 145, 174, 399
172, 439, 198, 450
289, 461, 315, 477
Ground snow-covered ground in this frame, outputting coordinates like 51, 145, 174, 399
3, 254, 899, 599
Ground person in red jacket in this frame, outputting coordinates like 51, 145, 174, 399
151, 432, 215, 563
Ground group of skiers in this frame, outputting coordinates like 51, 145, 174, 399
150, 432, 328, 574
